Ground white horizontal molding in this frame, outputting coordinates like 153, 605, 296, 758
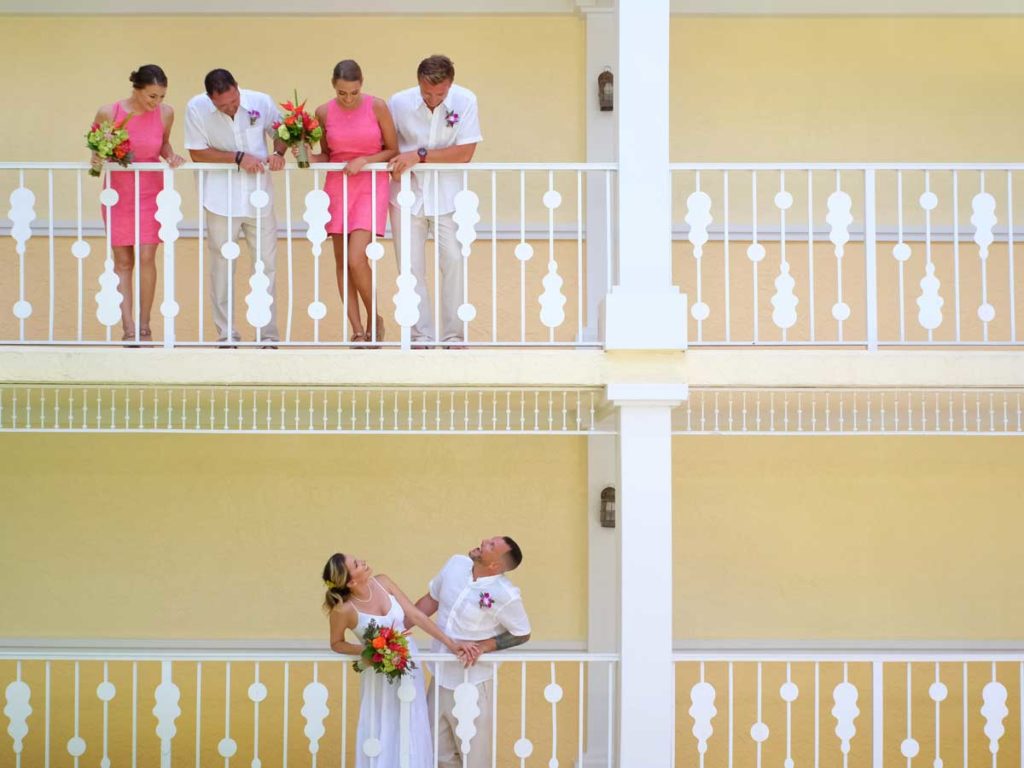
4, 0, 1021, 14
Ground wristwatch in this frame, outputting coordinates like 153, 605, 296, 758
417, 147, 428, 163
274, 149, 286, 158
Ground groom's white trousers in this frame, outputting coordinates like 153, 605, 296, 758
429, 679, 494, 768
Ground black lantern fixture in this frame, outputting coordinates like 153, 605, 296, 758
598, 68, 614, 112
599, 486, 616, 528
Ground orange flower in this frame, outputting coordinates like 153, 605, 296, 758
371, 636, 386, 650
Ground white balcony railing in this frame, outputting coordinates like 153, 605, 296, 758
1, 162, 614, 349
672, 164, 1024, 348
674, 648, 1024, 768
0, 647, 617, 767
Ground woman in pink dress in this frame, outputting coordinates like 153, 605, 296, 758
309, 60, 398, 345
91, 65, 184, 342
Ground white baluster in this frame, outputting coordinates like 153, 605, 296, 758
246, 177, 273, 340
453, 173, 480, 337
4, 661, 32, 766
780, 663, 799, 768
393, 172, 421, 349
153, 660, 181, 768
826, 174, 853, 339
688, 662, 716, 765
304, 172, 330, 342
750, 662, 769, 768
916, 174, 943, 337
981, 664, 1008, 761
514, 662, 534, 762
747, 171, 766, 342
772, 174, 798, 335
97, 662, 116, 768
971, 174, 998, 338
8, 173, 36, 340
545, 662, 563, 768
67, 661, 86, 765
218, 662, 238, 763
155, 168, 183, 347
248, 663, 267, 768
901, 663, 921, 764
930, 663, 948, 768
832, 664, 860, 763
686, 172, 713, 332
301, 663, 329, 762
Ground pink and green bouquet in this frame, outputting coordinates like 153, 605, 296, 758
85, 115, 133, 178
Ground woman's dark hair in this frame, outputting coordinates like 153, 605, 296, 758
130, 65, 167, 90
417, 55, 455, 85
332, 60, 363, 84
322, 552, 351, 611
204, 68, 238, 96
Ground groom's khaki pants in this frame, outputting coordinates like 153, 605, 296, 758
429, 679, 494, 768
206, 210, 279, 342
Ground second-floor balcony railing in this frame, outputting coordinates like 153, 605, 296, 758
0, 162, 614, 349
5, 161, 1024, 352
673, 164, 1024, 349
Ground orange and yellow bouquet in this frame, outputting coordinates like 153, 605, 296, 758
353, 620, 416, 684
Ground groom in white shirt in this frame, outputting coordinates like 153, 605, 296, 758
387, 54, 482, 347
416, 536, 530, 768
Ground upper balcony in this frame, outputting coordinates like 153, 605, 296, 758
2, 162, 1023, 354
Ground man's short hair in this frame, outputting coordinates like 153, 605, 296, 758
204, 68, 238, 96
502, 536, 523, 571
417, 55, 455, 85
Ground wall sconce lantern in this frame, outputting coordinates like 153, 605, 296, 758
599, 486, 616, 528
597, 68, 614, 112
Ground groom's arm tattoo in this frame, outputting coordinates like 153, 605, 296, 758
493, 631, 530, 651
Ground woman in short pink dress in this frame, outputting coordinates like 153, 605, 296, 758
309, 60, 398, 345
91, 65, 184, 342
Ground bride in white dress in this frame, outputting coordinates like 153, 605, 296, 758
323, 552, 478, 768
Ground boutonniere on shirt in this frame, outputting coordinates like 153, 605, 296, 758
247, 109, 261, 126
478, 591, 494, 609
445, 108, 460, 128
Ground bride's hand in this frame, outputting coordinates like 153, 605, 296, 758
453, 641, 482, 667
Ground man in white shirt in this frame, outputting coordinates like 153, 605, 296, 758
185, 69, 286, 345
416, 536, 530, 768
388, 55, 482, 347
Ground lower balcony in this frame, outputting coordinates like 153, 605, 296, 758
4, 646, 1024, 767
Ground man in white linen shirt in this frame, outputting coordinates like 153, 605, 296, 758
387, 54, 482, 347
185, 68, 286, 346
415, 536, 531, 768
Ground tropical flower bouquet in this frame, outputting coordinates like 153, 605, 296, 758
85, 116, 134, 177
353, 620, 416, 684
272, 91, 322, 168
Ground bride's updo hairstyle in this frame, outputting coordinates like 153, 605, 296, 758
130, 65, 168, 90
322, 552, 352, 611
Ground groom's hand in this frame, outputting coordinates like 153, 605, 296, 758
454, 641, 482, 667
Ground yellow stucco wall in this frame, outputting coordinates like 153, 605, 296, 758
674, 436, 1024, 639
0, 434, 588, 640
670, 16, 1024, 160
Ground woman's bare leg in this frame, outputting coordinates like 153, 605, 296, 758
347, 230, 378, 340
332, 234, 364, 339
138, 243, 158, 336
112, 245, 136, 338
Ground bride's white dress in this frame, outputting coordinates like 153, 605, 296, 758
354, 584, 433, 768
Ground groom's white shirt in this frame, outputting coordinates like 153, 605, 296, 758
428, 554, 531, 689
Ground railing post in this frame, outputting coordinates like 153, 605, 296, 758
864, 168, 879, 351
872, 660, 884, 768
156, 167, 182, 349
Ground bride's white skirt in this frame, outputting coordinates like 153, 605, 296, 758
354, 640, 433, 768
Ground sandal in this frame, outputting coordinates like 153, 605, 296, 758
366, 316, 386, 346
350, 330, 368, 348
139, 327, 152, 344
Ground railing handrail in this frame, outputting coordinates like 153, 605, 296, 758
670, 161, 1024, 170
0, 647, 619, 663
0, 161, 618, 172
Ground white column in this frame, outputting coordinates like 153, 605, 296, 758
583, 424, 618, 765
602, 0, 687, 350
610, 383, 686, 768
581, 7, 617, 343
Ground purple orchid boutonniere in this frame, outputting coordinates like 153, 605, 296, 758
247, 109, 261, 127
478, 591, 494, 609
445, 108, 460, 128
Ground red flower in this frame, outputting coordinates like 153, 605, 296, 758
308, 119, 319, 130
395, 657, 407, 669
284, 115, 296, 126
271, 121, 281, 130
281, 100, 295, 112
371, 653, 382, 663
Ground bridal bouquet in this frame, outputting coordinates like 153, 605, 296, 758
85, 116, 134, 177
353, 620, 416, 684
271, 91, 322, 169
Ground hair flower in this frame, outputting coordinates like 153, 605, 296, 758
478, 591, 494, 609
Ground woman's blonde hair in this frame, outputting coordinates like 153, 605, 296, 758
322, 552, 351, 611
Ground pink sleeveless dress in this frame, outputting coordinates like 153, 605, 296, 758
323, 96, 390, 237
102, 102, 164, 247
